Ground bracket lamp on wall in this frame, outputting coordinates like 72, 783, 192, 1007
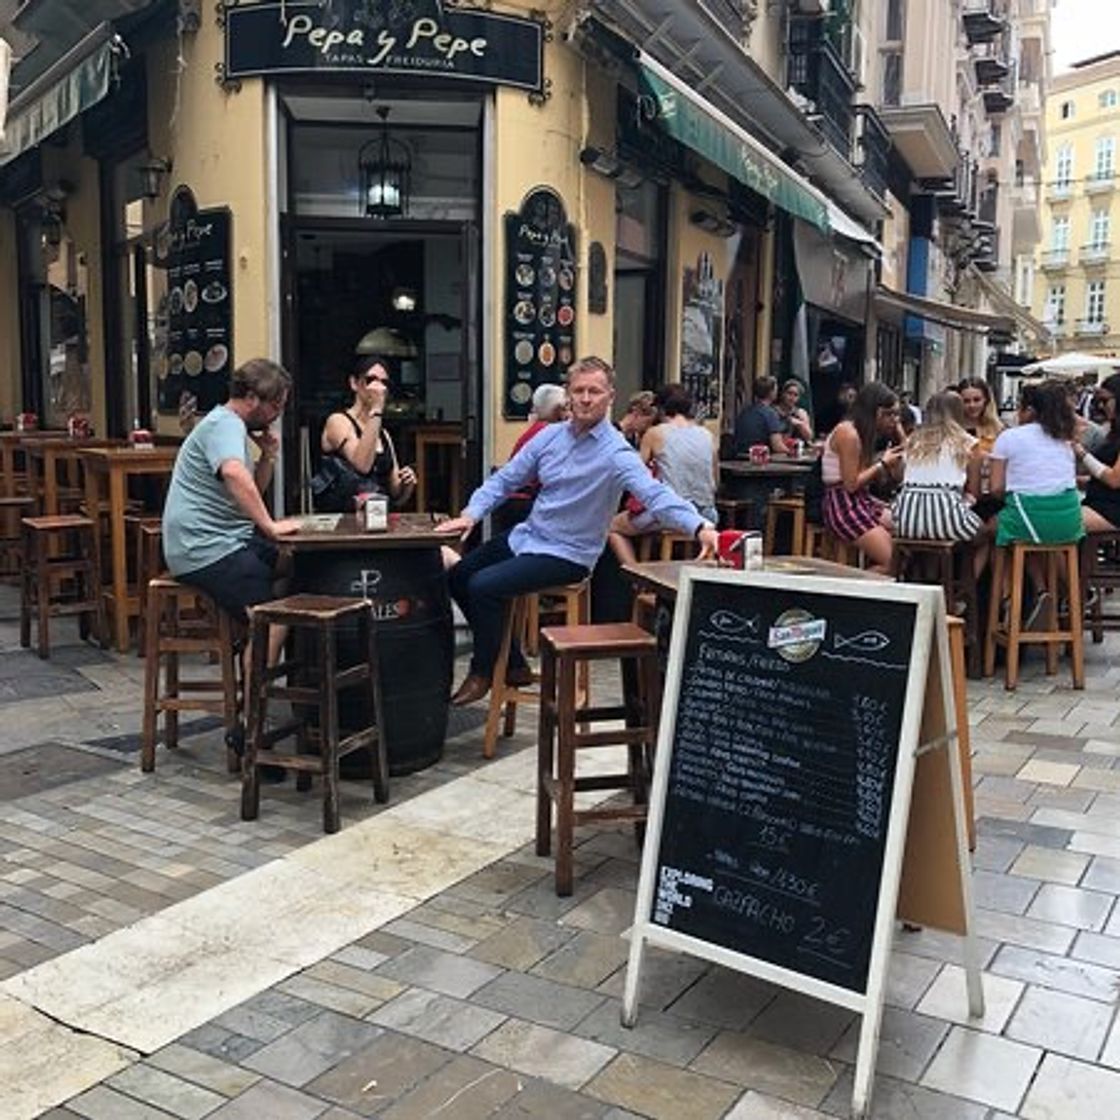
139, 157, 172, 201
690, 208, 737, 237
359, 106, 412, 219
579, 146, 644, 190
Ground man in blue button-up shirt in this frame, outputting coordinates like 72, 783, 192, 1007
436, 357, 719, 706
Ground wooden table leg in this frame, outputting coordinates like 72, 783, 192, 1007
110, 467, 130, 652
43, 452, 59, 517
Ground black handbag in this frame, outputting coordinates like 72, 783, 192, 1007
309, 454, 363, 513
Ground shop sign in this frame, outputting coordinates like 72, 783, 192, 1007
224, 1, 543, 92
157, 186, 234, 416
504, 188, 577, 419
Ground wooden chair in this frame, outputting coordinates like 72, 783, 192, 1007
984, 541, 1084, 691
763, 495, 806, 556
536, 622, 661, 895
20, 515, 103, 659
484, 582, 590, 759
141, 578, 241, 774
242, 594, 389, 833
716, 497, 754, 530
1080, 530, 1120, 643
892, 538, 981, 677
0, 495, 35, 581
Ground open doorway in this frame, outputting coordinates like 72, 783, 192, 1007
283, 220, 478, 513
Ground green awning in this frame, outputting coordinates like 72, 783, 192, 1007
0, 24, 121, 167
636, 54, 831, 234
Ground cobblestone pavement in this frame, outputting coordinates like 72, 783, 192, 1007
0, 585, 1118, 1118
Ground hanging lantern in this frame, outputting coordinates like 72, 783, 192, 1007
358, 106, 411, 219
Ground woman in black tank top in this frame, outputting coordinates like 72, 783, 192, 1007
316, 354, 416, 511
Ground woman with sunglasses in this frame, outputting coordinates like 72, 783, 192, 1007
315, 354, 416, 511
1076, 372, 1120, 532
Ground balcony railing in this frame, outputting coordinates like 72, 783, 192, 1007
1041, 248, 1070, 269
1086, 172, 1116, 194
853, 104, 890, 203
1043, 319, 1067, 338
1076, 319, 1109, 335
1081, 242, 1111, 265
1047, 182, 1073, 202
974, 42, 1011, 86
982, 64, 1017, 114
788, 16, 857, 157
963, 1, 1007, 45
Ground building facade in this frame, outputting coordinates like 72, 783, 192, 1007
1033, 50, 1120, 357
0, 0, 1047, 515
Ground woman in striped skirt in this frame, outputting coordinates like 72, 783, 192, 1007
892, 391, 986, 574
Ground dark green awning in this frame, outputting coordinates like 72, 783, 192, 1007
636, 55, 831, 234
0, 24, 121, 167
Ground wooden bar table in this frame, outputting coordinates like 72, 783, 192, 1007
81, 445, 179, 651
0, 430, 68, 498
719, 456, 815, 528
26, 437, 126, 516
281, 512, 454, 775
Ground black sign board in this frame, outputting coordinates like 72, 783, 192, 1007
650, 577, 916, 992
225, 1, 543, 91
503, 189, 577, 419
158, 187, 234, 415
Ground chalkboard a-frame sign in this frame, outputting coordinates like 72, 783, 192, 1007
622, 569, 983, 1120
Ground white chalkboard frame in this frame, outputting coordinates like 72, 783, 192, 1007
621, 568, 982, 1120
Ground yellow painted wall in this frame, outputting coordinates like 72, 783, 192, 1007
147, 16, 271, 374
0, 210, 20, 421
1032, 56, 1120, 354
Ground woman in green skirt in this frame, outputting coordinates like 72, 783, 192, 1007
988, 380, 1083, 625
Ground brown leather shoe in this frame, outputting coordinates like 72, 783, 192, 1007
505, 665, 536, 687
450, 673, 490, 706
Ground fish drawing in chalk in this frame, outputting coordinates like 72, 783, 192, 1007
710, 610, 760, 636
833, 630, 892, 653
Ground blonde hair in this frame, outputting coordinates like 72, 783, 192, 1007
907, 391, 974, 469
958, 376, 1003, 442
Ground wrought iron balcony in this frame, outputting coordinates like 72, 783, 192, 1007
1086, 172, 1116, 195
974, 42, 1011, 85
1080, 242, 1111, 266
963, 1, 1007, 45
787, 16, 857, 157
853, 105, 890, 203
1076, 319, 1109, 336
1040, 248, 1070, 270
982, 67, 1016, 114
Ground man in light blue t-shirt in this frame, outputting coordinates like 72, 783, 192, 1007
163, 359, 301, 726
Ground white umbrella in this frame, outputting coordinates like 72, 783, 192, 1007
1018, 351, 1120, 379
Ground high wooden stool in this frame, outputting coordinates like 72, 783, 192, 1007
141, 577, 242, 773
0, 495, 35, 580
536, 622, 660, 895
20, 514, 103, 659
763, 495, 806, 556
523, 582, 588, 659
893, 538, 981, 676
984, 541, 1084, 690
803, 522, 826, 558
716, 497, 754, 529
1080, 530, 1120, 643
133, 520, 165, 657
242, 594, 388, 833
484, 581, 590, 759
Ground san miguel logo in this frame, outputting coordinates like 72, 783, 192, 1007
225, 0, 544, 91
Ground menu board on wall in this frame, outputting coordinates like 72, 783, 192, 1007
503, 188, 577, 419
158, 187, 233, 415
641, 572, 924, 993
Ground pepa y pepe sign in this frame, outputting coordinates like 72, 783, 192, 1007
224, 0, 544, 91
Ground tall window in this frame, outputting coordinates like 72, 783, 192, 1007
1095, 136, 1115, 179
1101, 89, 1118, 110
1060, 100, 1076, 120
1052, 216, 1070, 251
1087, 280, 1106, 323
1091, 209, 1111, 248
1056, 145, 1074, 187
1045, 285, 1065, 325
885, 0, 905, 41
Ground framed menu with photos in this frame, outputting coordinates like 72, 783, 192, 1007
504, 188, 577, 419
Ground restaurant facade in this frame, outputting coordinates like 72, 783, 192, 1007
0, 0, 895, 513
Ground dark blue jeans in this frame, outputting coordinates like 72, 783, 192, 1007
449, 532, 587, 677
